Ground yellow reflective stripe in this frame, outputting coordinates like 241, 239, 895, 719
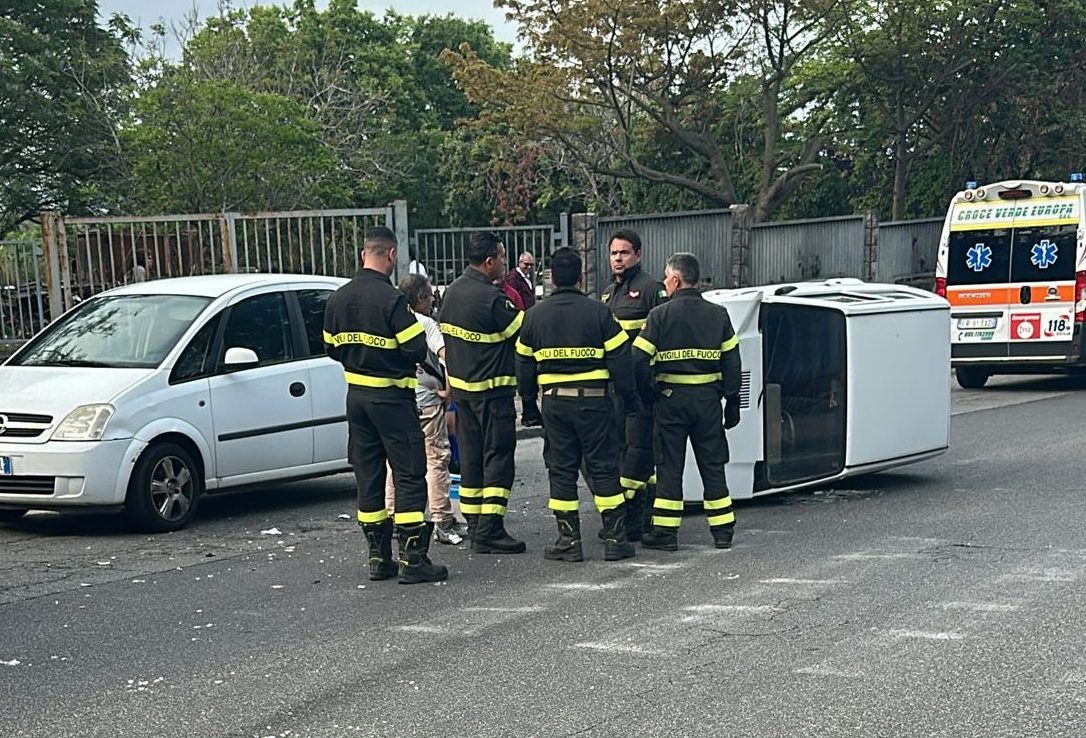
458, 486, 483, 500
648, 473, 657, 485
704, 496, 733, 511
534, 346, 605, 360
652, 515, 682, 528
707, 511, 736, 526
538, 369, 610, 385
624, 488, 637, 500
593, 493, 625, 512
603, 330, 628, 353
441, 314, 521, 344
394, 511, 425, 525
448, 374, 518, 391
653, 498, 684, 511
357, 509, 388, 524
325, 330, 398, 349
515, 338, 533, 357
394, 320, 424, 345
618, 318, 646, 331
656, 372, 722, 385
460, 503, 482, 514
548, 498, 580, 512
633, 335, 656, 355
480, 503, 507, 515
344, 371, 418, 389
480, 487, 510, 499
620, 477, 647, 491
656, 348, 722, 362
721, 335, 739, 352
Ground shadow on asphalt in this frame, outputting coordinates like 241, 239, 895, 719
972, 373, 1086, 393
0, 475, 356, 538
724, 469, 936, 512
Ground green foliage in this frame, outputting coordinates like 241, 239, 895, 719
0, 0, 131, 232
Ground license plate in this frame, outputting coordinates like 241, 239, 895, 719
0, 457, 11, 475
958, 317, 997, 330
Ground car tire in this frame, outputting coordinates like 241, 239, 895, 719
955, 366, 990, 390
0, 508, 28, 523
125, 441, 203, 533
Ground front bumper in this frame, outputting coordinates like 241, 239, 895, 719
0, 438, 147, 508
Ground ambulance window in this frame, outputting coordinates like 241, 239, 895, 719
1010, 224, 1076, 283
946, 229, 1011, 285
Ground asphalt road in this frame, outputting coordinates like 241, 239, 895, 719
3, 376, 1086, 737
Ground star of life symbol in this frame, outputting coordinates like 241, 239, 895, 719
1030, 239, 1058, 269
966, 243, 992, 273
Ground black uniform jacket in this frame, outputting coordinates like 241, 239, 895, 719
601, 263, 667, 338
632, 287, 742, 401
438, 266, 524, 401
515, 286, 637, 403
323, 267, 428, 395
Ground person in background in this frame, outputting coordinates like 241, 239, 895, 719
495, 276, 540, 426
384, 274, 469, 545
408, 243, 428, 279
503, 252, 537, 309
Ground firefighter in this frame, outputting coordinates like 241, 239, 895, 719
633, 252, 742, 551
516, 247, 640, 562
323, 227, 448, 584
438, 231, 527, 554
600, 229, 667, 541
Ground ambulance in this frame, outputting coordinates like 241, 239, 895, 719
934, 177, 1085, 388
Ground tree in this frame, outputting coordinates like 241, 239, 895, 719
0, 0, 131, 234
122, 76, 346, 212
447, 0, 838, 221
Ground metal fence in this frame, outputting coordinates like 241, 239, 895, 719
0, 240, 46, 340
413, 219, 568, 290
43, 206, 398, 315
876, 217, 944, 286
749, 214, 869, 286
595, 209, 734, 294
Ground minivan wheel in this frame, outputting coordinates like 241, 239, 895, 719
125, 442, 203, 533
0, 508, 28, 523
955, 366, 991, 389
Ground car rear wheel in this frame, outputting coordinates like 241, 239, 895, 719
0, 508, 28, 523
955, 366, 991, 389
125, 441, 203, 533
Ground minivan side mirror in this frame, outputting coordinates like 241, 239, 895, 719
223, 347, 259, 369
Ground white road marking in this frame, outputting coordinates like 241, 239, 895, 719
682, 604, 781, 613
832, 553, 925, 561
938, 602, 1019, 612
1001, 571, 1076, 583
544, 582, 626, 590
461, 606, 545, 613
795, 665, 863, 678
886, 629, 965, 641
760, 578, 845, 585
390, 624, 448, 634
573, 642, 666, 656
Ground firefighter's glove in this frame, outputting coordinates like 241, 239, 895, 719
723, 396, 741, 430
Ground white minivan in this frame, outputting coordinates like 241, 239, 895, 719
0, 274, 352, 531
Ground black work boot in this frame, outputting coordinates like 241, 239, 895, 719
397, 522, 449, 584
601, 506, 636, 561
544, 512, 583, 562
362, 519, 398, 581
710, 524, 735, 550
641, 525, 679, 551
472, 513, 527, 554
463, 513, 479, 543
624, 489, 644, 542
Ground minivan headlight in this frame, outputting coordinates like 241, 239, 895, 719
52, 404, 115, 441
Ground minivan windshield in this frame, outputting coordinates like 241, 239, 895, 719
9, 294, 212, 369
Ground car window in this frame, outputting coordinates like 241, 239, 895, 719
170, 313, 222, 383
297, 289, 333, 357
220, 292, 293, 367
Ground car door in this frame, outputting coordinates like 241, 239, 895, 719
290, 287, 349, 466
208, 289, 315, 480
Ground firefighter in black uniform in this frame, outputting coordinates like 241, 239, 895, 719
600, 229, 667, 541
324, 227, 448, 584
516, 247, 640, 562
438, 231, 527, 554
633, 252, 742, 551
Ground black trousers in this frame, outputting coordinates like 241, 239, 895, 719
542, 394, 624, 513
347, 388, 427, 525
652, 386, 735, 530
619, 400, 655, 497
456, 394, 516, 517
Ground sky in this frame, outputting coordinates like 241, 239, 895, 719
97, 0, 520, 53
